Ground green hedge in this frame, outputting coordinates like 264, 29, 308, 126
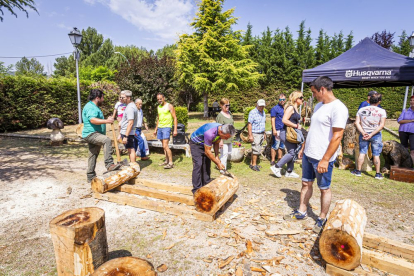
175, 106, 188, 129
0, 76, 120, 131
244, 106, 269, 124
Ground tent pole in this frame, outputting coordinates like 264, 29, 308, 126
411, 86, 414, 96
300, 82, 304, 115
403, 86, 409, 111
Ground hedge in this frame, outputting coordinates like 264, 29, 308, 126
175, 106, 188, 129
0, 75, 119, 131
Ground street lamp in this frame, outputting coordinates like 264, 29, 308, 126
68, 27, 83, 124
409, 31, 414, 58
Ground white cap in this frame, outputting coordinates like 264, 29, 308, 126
257, 99, 265, 106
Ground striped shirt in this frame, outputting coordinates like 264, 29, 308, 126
248, 108, 266, 133
190, 123, 221, 146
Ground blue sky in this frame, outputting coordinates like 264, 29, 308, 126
1, 0, 413, 73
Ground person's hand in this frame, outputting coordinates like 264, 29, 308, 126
248, 135, 254, 143
317, 159, 329, 174
153, 130, 157, 137
218, 162, 226, 171
122, 137, 127, 145
298, 150, 304, 159
107, 117, 114, 124
219, 141, 224, 149
173, 130, 178, 137
263, 133, 267, 141
363, 133, 370, 140
145, 125, 149, 131
297, 124, 302, 130
273, 130, 278, 137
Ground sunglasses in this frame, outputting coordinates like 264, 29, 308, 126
224, 104, 230, 107
299, 96, 304, 100
279, 99, 286, 101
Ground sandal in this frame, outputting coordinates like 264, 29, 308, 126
249, 165, 260, 171
159, 161, 168, 166
164, 163, 174, 169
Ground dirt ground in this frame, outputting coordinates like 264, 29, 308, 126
0, 120, 413, 276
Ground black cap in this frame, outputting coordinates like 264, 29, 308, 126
368, 91, 378, 97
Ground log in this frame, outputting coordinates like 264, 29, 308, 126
49, 207, 108, 276
92, 257, 157, 276
193, 174, 239, 214
91, 162, 140, 193
319, 199, 367, 270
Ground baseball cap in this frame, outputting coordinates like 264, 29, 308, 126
257, 99, 265, 106
368, 91, 378, 97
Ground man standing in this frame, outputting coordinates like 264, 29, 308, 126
358, 90, 382, 110
352, 94, 386, 179
134, 98, 149, 161
284, 76, 348, 233
190, 123, 236, 194
248, 99, 266, 171
120, 90, 138, 163
82, 89, 121, 183
154, 93, 177, 169
270, 94, 286, 166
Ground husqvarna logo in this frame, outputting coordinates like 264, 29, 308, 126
345, 70, 392, 78
345, 70, 353, 78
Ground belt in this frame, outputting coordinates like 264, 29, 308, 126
253, 132, 265, 134
136, 127, 142, 129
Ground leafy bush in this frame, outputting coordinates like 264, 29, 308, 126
393, 111, 402, 119
79, 66, 116, 82
175, 106, 188, 129
244, 106, 269, 124
0, 75, 119, 131
196, 102, 204, 112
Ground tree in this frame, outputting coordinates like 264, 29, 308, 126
53, 55, 76, 77
392, 30, 411, 56
78, 27, 104, 57
83, 38, 114, 68
371, 30, 395, 50
242, 22, 254, 46
0, 61, 13, 75
15, 57, 44, 76
315, 29, 330, 65
345, 31, 354, 51
156, 44, 177, 58
0, 0, 38, 21
176, 0, 262, 117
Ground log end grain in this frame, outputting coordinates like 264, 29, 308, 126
91, 177, 106, 193
92, 257, 157, 276
194, 188, 216, 213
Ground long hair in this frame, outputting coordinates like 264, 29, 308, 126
284, 91, 302, 110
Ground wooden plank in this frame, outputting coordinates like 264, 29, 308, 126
363, 232, 414, 261
94, 192, 213, 222
326, 264, 377, 276
361, 249, 414, 276
128, 178, 193, 195
116, 184, 195, 206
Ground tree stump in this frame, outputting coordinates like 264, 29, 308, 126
92, 257, 157, 276
91, 162, 140, 193
194, 175, 239, 214
354, 133, 373, 172
49, 207, 108, 276
319, 199, 367, 270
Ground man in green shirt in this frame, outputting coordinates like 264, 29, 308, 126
82, 89, 121, 183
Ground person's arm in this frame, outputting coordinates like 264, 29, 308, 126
112, 108, 117, 118
143, 118, 148, 131
397, 110, 414, 124
204, 143, 225, 170
354, 115, 365, 136
271, 117, 277, 136
282, 106, 300, 129
122, 120, 134, 144
366, 117, 386, 138
153, 115, 159, 136
169, 104, 178, 136
298, 140, 306, 159
90, 117, 114, 125
317, 127, 345, 173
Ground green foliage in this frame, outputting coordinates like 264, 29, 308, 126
156, 44, 177, 58
392, 30, 411, 56
0, 75, 119, 131
15, 57, 45, 77
78, 27, 104, 57
0, 61, 13, 75
0, 0, 38, 21
175, 106, 188, 129
196, 102, 204, 112
53, 55, 76, 78
79, 66, 116, 82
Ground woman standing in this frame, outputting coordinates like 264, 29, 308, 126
398, 95, 414, 165
271, 91, 304, 178
216, 98, 234, 172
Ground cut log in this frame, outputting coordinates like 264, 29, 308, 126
91, 162, 140, 193
319, 199, 367, 270
49, 207, 108, 276
92, 257, 157, 276
193, 174, 239, 214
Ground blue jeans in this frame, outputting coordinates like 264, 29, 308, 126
271, 133, 285, 150
157, 127, 171, 140
302, 154, 334, 190
134, 128, 146, 157
359, 133, 383, 156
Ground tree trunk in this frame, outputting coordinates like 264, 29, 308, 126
194, 175, 239, 214
203, 93, 209, 118
92, 257, 157, 276
319, 199, 368, 270
49, 207, 108, 276
91, 162, 140, 193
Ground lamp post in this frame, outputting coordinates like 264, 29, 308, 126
68, 27, 83, 124
409, 31, 414, 58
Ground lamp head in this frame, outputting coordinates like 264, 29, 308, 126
409, 31, 414, 48
68, 27, 82, 47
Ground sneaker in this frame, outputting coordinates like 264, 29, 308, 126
375, 173, 384, 180
350, 169, 361, 177
249, 165, 260, 171
107, 163, 122, 172
270, 166, 282, 178
313, 217, 327, 233
285, 171, 299, 178
283, 210, 307, 221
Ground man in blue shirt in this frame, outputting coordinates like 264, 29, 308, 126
358, 91, 382, 110
82, 89, 121, 183
270, 94, 286, 166
248, 99, 267, 171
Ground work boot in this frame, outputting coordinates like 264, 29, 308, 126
107, 163, 122, 172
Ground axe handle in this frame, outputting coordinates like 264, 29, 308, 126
111, 123, 121, 163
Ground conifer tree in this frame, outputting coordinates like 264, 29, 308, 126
392, 30, 411, 56
345, 31, 354, 51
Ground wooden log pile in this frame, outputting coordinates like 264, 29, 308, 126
91, 162, 140, 193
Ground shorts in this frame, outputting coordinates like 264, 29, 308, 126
121, 134, 135, 149
157, 127, 171, 140
399, 131, 414, 150
302, 154, 334, 190
359, 133, 383, 156
271, 130, 285, 150
251, 133, 264, 155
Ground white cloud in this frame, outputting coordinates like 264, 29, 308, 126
57, 23, 72, 31
84, 0, 194, 41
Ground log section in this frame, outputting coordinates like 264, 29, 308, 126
91, 162, 140, 193
49, 207, 108, 276
193, 175, 238, 214
92, 257, 157, 276
319, 199, 367, 270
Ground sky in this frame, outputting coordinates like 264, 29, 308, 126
1, 0, 414, 73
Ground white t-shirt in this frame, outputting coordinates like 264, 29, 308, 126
356, 105, 387, 133
304, 99, 349, 162
114, 101, 126, 117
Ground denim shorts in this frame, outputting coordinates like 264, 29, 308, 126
359, 133, 383, 156
302, 154, 334, 190
271, 132, 285, 150
157, 127, 171, 140
121, 134, 135, 149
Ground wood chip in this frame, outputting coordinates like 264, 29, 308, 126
146, 254, 152, 259
218, 256, 235, 269
246, 240, 253, 255
157, 264, 168, 272
235, 266, 243, 276
208, 233, 218, 238
251, 266, 266, 272
203, 258, 213, 263
162, 229, 167, 240
265, 229, 303, 236
164, 243, 175, 250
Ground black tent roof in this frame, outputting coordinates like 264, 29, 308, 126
302, 37, 414, 88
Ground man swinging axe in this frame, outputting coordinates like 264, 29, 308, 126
189, 123, 236, 194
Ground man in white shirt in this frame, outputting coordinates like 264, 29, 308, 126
352, 94, 386, 179
284, 76, 349, 233
120, 90, 138, 162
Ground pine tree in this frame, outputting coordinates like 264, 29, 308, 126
392, 30, 411, 56
242, 22, 254, 46
315, 29, 330, 65
345, 31, 354, 51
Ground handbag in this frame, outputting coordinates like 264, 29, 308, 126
286, 126, 299, 144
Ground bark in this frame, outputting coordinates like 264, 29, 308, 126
319, 199, 367, 270
91, 162, 140, 193
92, 257, 157, 276
49, 207, 108, 276
203, 93, 209, 118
